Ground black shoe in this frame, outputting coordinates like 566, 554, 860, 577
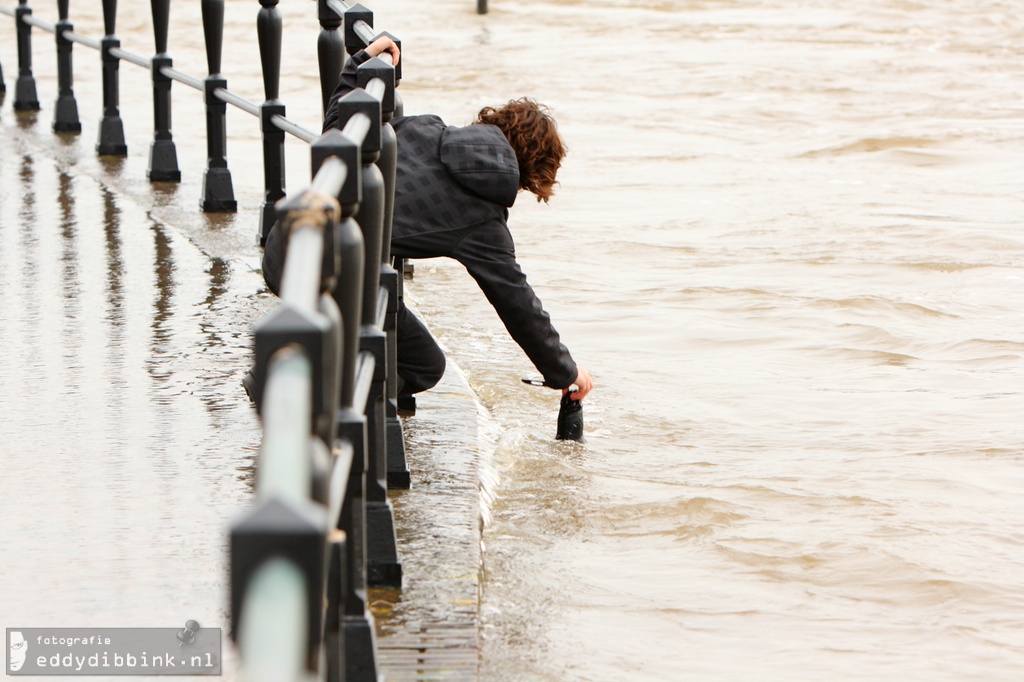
397, 395, 416, 417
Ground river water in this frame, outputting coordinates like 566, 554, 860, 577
2, 0, 1022, 680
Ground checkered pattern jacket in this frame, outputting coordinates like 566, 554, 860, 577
268, 50, 577, 389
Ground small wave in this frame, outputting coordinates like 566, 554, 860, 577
810, 295, 960, 319
897, 261, 992, 272
942, 338, 1024, 364
801, 136, 940, 158
587, 495, 748, 540
830, 348, 919, 366
802, 335, 1024, 368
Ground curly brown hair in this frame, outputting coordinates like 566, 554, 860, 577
476, 98, 567, 203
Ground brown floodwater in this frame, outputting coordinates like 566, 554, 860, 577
1, 0, 1022, 680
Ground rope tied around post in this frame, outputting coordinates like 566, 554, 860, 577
283, 196, 341, 240
276, 189, 343, 310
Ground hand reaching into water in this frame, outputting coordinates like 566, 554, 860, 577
565, 365, 593, 401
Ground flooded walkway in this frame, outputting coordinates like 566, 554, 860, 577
0, 91, 487, 682
0, 99, 268, 677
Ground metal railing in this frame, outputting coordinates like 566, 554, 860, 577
0, 1, 413, 680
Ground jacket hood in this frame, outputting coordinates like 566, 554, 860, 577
439, 124, 520, 207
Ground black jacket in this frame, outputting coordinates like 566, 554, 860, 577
267, 50, 577, 389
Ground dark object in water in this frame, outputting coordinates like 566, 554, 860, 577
522, 378, 585, 441
556, 392, 584, 442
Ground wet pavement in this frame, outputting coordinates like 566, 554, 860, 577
372, 331, 498, 678
0, 81, 488, 682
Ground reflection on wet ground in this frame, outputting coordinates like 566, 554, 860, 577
0, 97, 266, 679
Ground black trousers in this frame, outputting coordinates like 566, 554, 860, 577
396, 300, 446, 395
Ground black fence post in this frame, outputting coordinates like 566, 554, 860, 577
312, 377, 343, 682
318, 291, 343, 448
323, 533, 346, 682
256, 0, 286, 246
317, 0, 344, 121
230, 496, 328, 672
336, 409, 378, 682
478, 0, 489, 15
251, 303, 331, 427
13, 0, 39, 111
342, 3, 372, 58
334, 88, 402, 587
313, 132, 364, 424
52, 0, 80, 132
312, 130, 380, 682
147, 0, 180, 181
335, 97, 383, 330
96, 0, 126, 155
356, 56, 409, 489
200, 0, 236, 212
